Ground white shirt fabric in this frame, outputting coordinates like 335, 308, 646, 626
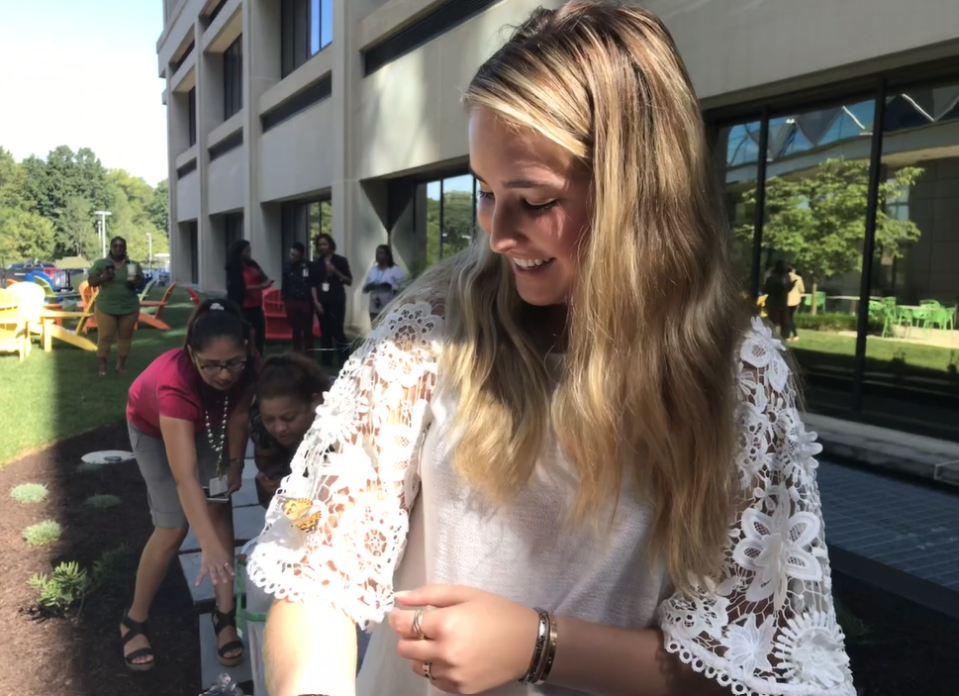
247, 301, 855, 696
364, 264, 404, 316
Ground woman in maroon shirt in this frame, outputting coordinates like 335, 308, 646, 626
226, 239, 273, 358
122, 299, 257, 671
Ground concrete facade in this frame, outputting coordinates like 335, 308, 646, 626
157, 0, 959, 331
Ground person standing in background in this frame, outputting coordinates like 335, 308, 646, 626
787, 266, 805, 342
226, 240, 273, 358
87, 236, 144, 376
281, 243, 315, 354
311, 233, 352, 368
362, 244, 404, 323
763, 259, 794, 340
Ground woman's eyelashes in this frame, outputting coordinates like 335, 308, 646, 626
477, 190, 560, 213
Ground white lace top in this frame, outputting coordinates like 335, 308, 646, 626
247, 302, 855, 696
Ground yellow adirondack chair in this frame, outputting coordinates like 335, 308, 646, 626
5, 282, 48, 355
0, 288, 29, 361
37, 290, 98, 353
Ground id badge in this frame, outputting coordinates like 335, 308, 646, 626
208, 474, 229, 497
301, 266, 309, 278
321, 282, 330, 292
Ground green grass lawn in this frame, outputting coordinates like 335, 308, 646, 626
792, 329, 958, 374
0, 287, 196, 465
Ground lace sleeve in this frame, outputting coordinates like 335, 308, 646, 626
658, 318, 855, 696
246, 301, 443, 629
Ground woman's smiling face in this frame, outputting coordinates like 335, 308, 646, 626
470, 107, 592, 307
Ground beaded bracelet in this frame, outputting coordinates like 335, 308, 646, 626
519, 608, 551, 685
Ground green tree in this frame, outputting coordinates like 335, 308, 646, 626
21, 146, 114, 257
738, 158, 923, 313
58, 197, 98, 258
0, 208, 56, 265
146, 179, 169, 234
0, 147, 29, 209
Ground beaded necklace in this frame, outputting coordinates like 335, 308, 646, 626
204, 393, 230, 473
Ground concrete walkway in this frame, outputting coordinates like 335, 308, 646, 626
806, 412, 959, 487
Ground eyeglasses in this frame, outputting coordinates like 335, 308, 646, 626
194, 356, 247, 375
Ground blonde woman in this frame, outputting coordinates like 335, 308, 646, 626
248, 4, 853, 696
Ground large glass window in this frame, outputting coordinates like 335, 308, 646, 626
223, 36, 243, 119
863, 79, 959, 432
715, 119, 762, 291
281, 199, 332, 261
713, 72, 959, 438
281, 0, 332, 78
404, 174, 479, 277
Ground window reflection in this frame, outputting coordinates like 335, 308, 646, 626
864, 80, 959, 428
715, 120, 761, 291
759, 98, 875, 410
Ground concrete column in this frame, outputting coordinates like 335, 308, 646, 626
195, 18, 220, 292
245, 0, 284, 284
333, 0, 394, 333
164, 79, 185, 283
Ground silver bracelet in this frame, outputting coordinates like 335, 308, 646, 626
519, 607, 550, 685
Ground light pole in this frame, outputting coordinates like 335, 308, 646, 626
94, 210, 112, 258
147, 232, 153, 266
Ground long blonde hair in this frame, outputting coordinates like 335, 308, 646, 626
404, 1, 750, 587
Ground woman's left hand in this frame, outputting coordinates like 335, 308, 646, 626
389, 585, 538, 694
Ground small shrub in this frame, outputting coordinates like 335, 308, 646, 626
10, 483, 49, 504
84, 494, 122, 511
793, 312, 882, 333
92, 545, 133, 587
27, 561, 90, 612
22, 520, 62, 547
836, 599, 871, 645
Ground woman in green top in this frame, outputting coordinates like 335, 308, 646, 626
88, 236, 144, 376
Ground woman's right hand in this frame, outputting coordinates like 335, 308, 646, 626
102, 266, 115, 282
314, 302, 324, 315
197, 540, 236, 587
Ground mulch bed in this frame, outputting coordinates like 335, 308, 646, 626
835, 573, 959, 696
0, 422, 199, 696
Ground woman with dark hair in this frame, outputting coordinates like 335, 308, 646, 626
226, 239, 273, 357
362, 244, 404, 322
281, 242, 315, 354
310, 233, 352, 367
122, 299, 258, 672
249, 353, 330, 507
87, 236, 144, 376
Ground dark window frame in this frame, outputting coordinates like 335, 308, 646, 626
223, 35, 243, 119
187, 87, 197, 147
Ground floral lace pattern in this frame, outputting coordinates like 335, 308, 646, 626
659, 318, 854, 695
245, 302, 442, 628
248, 307, 853, 694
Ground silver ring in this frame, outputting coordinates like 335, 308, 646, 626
412, 609, 426, 640
423, 661, 434, 681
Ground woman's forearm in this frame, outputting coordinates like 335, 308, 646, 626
548, 618, 728, 696
265, 599, 358, 696
226, 407, 250, 464
176, 477, 220, 547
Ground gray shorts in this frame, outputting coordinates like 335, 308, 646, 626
127, 420, 222, 529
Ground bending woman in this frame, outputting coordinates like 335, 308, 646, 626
250, 4, 853, 696
87, 236, 143, 376
123, 299, 256, 672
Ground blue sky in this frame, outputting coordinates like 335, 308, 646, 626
0, 0, 167, 185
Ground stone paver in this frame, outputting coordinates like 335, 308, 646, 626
199, 610, 253, 689
819, 459, 959, 617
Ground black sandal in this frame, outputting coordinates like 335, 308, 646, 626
212, 606, 245, 667
121, 612, 155, 672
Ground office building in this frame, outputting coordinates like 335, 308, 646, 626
157, 0, 959, 438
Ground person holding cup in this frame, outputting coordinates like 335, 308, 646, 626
87, 235, 144, 376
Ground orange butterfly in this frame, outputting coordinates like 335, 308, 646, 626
282, 497, 324, 533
